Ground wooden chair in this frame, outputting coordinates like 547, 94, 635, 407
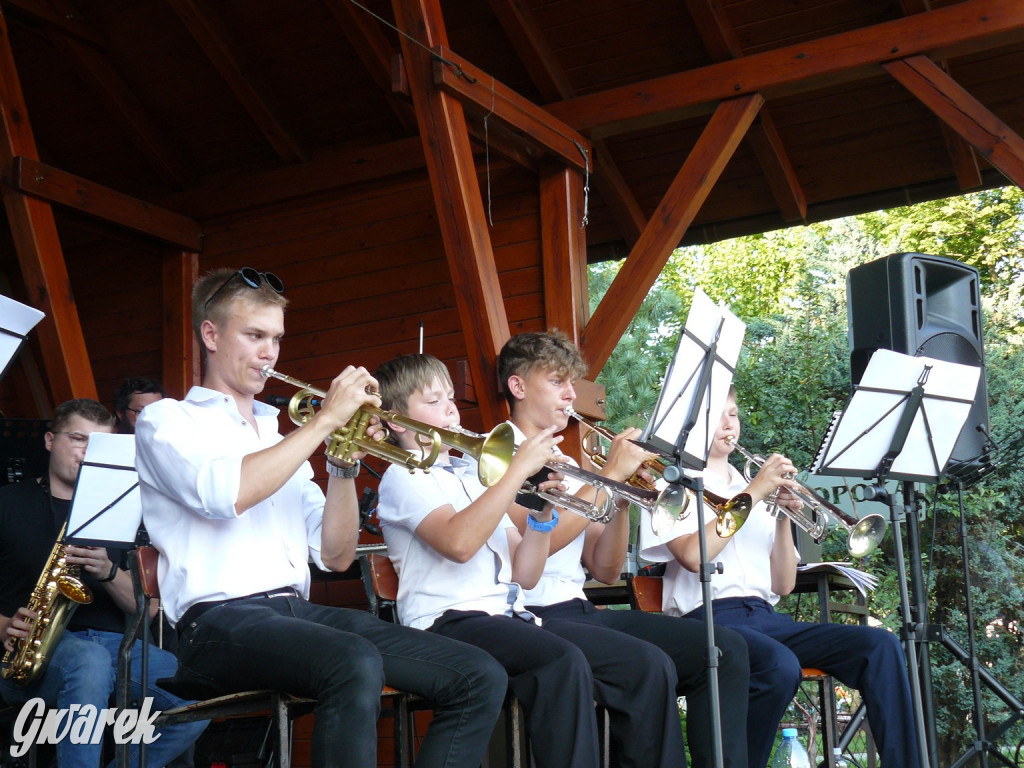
119, 546, 410, 768
626, 573, 842, 768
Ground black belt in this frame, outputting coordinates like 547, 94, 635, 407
178, 588, 299, 631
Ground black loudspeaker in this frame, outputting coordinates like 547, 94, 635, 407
847, 253, 989, 469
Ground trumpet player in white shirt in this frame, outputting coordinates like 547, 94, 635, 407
498, 330, 753, 768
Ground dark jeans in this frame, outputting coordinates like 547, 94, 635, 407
532, 599, 750, 768
430, 610, 601, 768
686, 597, 920, 768
175, 595, 506, 768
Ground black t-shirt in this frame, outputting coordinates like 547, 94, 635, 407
0, 478, 127, 633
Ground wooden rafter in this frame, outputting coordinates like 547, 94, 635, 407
488, 0, 646, 245
392, 0, 510, 427
884, 55, 1024, 188
13, 157, 203, 250
581, 94, 764, 372
324, 0, 418, 133
546, 0, 1024, 139
685, 0, 806, 222
0, 4, 95, 402
165, 0, 306, 164
0, 0, 104, 48
434, 47, 590, 172
42, 0, 190, 188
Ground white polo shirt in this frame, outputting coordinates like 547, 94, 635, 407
639, 464, 796, 616
377, 457, 533, 630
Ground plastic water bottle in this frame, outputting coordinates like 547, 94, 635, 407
770, 728, 811, 768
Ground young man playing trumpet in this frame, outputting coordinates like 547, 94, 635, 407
134, 268, 508, 768
640, 387, 920, 768
374, 352, 604, 768
497, 330, 752, 768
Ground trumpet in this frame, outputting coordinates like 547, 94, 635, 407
564, 406, 667, 491
726, 437, 888, 558
261, 366, 513, 484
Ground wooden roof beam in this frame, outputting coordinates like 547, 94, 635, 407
13, 157, 204, 250
0, 0, 104, 48
488, 0, 646, 244
40, 0, 191, 189
884, 55, 1024, 188
685, 0, 806, 222
434, 46, 591, 172
546, 0, 1024, 139
393, 0, 510, 427
324, 0, 418, 134
166, 0, 307, 164
0, 4, 95, 402
582, 94, 764, 371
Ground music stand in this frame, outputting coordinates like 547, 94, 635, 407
65, 433, 149, 768
810, 349, 981, 768
642, 289, 745, 768
0, 293, 44, 382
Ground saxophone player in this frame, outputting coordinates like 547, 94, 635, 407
0, 399, 206, 768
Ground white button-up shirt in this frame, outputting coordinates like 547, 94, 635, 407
135, 387, 328, 625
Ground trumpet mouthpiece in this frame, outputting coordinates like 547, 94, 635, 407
260, 364, 274, 378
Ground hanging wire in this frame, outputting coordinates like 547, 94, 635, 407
345, 0, 591, 229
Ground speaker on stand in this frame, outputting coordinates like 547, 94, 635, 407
847, 253, 1020, 768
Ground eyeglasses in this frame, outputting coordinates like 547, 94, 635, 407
203, 267, 284, 311
54, 431, 90, 446
125, 407, 144, 415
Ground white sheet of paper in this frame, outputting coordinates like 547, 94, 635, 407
645, 288, 745, 468
0, 294, 45, 376
67, 433, 142, 546
812, 349, 980, 481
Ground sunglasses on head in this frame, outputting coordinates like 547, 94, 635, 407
204, 267, 284, 311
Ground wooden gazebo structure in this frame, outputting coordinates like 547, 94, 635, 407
2, 0, 1023, 431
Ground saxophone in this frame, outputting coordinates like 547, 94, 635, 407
2, 521, 94, 685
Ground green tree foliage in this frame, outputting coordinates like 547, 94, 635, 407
590, 186, 1024, 765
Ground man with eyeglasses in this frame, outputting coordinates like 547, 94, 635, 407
113, 377, 167, 434
133, 267, 507, 768
0, 398, 207, 768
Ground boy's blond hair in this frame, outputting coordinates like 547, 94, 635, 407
191, 268, 288, 353
376, 354, 453, 415
497, 330, 588, 406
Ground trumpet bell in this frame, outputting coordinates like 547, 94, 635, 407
440, 423, 515, 487
848, 513, 888, 558
650, 485, 691, 536
714, 493, 753, 538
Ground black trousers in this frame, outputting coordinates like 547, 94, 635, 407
532, 598, 751, 768
176, 595, 507, 768
430, 610, 602, 768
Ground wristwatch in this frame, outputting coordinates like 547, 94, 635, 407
326, 459, 361, 479
97, 561, 119, 583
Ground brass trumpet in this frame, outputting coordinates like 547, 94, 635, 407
564, 406, 667, 491
261, 366, 513, 484
726, 437, 887, 558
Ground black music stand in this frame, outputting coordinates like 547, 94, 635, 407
640, 289, 745, 768
812, 349, 982, 768
0, 293, 44, 382
64, 433, 148, 768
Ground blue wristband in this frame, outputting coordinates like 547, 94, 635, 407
526, 508, 559, 533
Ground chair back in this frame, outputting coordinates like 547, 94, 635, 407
136, 545, 161, 600
629, 574, 664, 613
360, 552, 400, 622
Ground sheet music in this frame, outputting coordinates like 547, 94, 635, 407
66, 433, 142, 547
813, 349, 980, 481
642, 288, 745, 468
0, 293, 45, 379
